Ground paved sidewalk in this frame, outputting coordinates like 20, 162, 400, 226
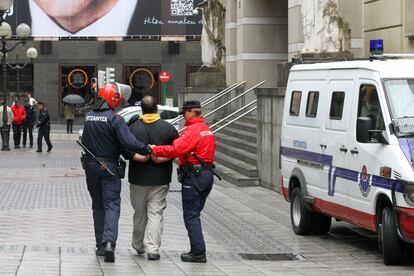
0, 136, 414, 275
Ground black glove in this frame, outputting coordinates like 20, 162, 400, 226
127, 115, 140, 126
35, 124, 39, 128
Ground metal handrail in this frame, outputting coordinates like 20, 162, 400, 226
209, 100, 257, 130
212, 106, 257, 134
178, 81, 265, 133
203, 81, 265, 120
201, 81, 246, 107
170, 81, 246, 125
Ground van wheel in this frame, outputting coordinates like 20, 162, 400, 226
290, 188, 315, 235
380, 206, 403, 265
314, 214, 331, 235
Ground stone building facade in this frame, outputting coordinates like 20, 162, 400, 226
220, 0, 414, 190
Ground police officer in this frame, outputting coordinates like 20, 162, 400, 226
150, 100, 216, 263
81, 83, 151, 263
36, 102, 53, 152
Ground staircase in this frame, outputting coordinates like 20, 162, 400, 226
214, 115, 260, 186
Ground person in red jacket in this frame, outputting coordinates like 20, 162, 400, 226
11, 99, 26, 149
150, 100, 216, 263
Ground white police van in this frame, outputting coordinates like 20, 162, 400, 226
280, 57, 414, 265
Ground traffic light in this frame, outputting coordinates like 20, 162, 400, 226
97, 70, 106, 88
106, 67, 115, 83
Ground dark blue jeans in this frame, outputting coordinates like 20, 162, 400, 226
181, 170, 214, 255
85, 162, 121, 247
12, 123, 22, 147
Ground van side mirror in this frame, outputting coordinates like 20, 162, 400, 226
357, 117, 389, 144
374, 130, 389, 144
357, 117, 371, 143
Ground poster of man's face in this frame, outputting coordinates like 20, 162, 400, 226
34, 0, 96, 17
5, 0, 203, 37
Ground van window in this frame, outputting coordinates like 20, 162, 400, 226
329, 92, 345, 120
306, 91, 319, 117
289, 91, 302, 116
357, 84, 385, 142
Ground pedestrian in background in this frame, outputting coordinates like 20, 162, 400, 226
36, 102, 53, 153
23, 99, 36, 148
11, 99, 26, 149
150, 100, 216, 263
27, 93, 37, 106
81, 83, 151, 263
126, 96, 179, 261
0, 101, 14, 151
64, 103, 75, 134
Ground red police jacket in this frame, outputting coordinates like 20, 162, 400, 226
152, 116, 216, 167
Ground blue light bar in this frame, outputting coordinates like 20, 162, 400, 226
370, 39, 384, 55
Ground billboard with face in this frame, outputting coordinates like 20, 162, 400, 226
4, 0, 203, 37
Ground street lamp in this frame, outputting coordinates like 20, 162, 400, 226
1, 1, 37, 151
7, 47, 38, 99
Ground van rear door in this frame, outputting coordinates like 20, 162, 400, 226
283, 79, 325, 201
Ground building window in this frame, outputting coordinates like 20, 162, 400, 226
60, 65, 96, 115
357, 84, 384, 143
124, 65, 160, 105
329, 91, 345, 120
0, 64, 34, 104
306, 91, 319, 117
289, 91, 302, 116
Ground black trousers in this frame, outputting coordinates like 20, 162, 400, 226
85, 161, 121, 247
12, 123, 22, 147
66, 119, 73, 133
181, 170, 214, 255
23, 121, 34, 147
37, 126, 52, 151
0, 125, 10, 150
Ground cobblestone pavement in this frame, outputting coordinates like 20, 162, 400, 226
0, 135, 414, 275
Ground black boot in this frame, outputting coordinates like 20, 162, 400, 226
96, 245, 105, 256
181, 252, 207, 263
103, 242, 115, 262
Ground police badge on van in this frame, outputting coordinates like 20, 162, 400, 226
359, 165, 371, 197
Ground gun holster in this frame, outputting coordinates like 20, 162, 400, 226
80, 152, 87, 170
177, 164, 204, 183
177, 167, 184, 183
117, 157, 126, 179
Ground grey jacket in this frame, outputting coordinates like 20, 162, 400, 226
0, 106, 14, 127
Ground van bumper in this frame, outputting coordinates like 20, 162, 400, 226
392, 183, 414, 242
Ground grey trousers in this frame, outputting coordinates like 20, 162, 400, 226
130, 184, 169, 254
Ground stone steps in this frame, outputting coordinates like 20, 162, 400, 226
214, 152, 258, 177
212, 115, 260, 187
218, 126, 257, 143
215, 141, 257, 166
215, 133, 257, 154
214, 163, 260, 187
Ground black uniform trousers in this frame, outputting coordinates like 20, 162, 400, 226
37, 126, 52, 151
85, 161, 121, 247
12, 123, 22, 147
181, 170, 214, 255
23, 121, 34, 147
